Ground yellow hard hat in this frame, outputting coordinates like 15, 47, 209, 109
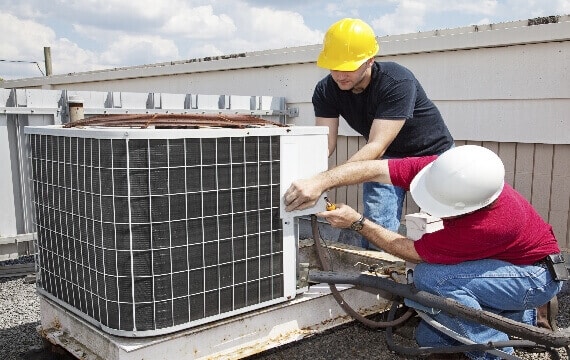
317, 18, 380, 71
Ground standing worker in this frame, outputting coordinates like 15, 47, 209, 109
284, 145, 566, 359
313, 18, 454, 249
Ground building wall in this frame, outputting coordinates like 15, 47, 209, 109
2, 17, 569, 248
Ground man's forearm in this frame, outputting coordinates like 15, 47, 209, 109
284, 159, 391, 212
347, 142, 386, 162
316, 160, 392, 190
316, 203, 422, 263
358, 221, 422, 263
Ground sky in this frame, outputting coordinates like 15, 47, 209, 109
1, 0, 569, 80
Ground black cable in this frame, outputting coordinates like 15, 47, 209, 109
384, 300, 563, 359
0, 59, 45, 76
310, 214, 415, 328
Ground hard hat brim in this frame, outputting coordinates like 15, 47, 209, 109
409, 162, 504, 218
317, 54, 370, 71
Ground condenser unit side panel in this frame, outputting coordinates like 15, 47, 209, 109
26, 127, 324, 337
279, 133, 329, 220
279, 132, 328, 299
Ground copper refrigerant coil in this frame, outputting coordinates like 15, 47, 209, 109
63, 113, 288, 129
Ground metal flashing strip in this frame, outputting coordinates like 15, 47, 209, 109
1, 107, 60, 115
1, 107, 297, 117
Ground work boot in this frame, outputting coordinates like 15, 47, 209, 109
536, 296, 558, 331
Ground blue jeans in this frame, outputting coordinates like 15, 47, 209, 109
413, 259, 564, 360
360, 145, 455, 249
361, 182, 405, 249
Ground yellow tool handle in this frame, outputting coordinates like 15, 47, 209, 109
324, 197, 336, 211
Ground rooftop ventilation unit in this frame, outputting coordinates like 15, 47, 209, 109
26, 123, 327, 337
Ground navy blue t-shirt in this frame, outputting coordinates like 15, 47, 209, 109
312, 61, 454, 157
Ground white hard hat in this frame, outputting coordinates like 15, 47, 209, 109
410, 145, 505, 218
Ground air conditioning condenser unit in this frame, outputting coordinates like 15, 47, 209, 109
26, 124, 328, 337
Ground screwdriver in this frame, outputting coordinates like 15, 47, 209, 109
324, 197, 336, 211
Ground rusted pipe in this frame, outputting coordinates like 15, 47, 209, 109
68, 96, 84, 122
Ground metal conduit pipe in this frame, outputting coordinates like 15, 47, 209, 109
308, 269, 570, 350
310, 214, 415, 328
383, 302, 563, 359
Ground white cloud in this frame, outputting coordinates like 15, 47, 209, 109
559, 0, 570, 13
244, 7, 323, 47
0, 13, 57, 78
184, 44, 225, 59
62, 0, 172, 22
161, 5, 237, 39
0, 13, 55, 59
366, 0, 564, 35
49, 38, 100, 74
371, 0, 429, 35
100, 35, 180, 65
443, 0, 499, 16
181, 4, 324, 56
72, 23, 120, 43
324, 2, 360, 18
475, 18, 492, 26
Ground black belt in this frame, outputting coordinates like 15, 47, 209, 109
534, 254, 570, 281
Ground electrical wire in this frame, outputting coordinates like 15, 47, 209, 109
0, 59, 45, 76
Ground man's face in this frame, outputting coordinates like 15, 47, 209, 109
330, 60, 372, 93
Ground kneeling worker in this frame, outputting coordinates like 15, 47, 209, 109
284, 145, 567, 360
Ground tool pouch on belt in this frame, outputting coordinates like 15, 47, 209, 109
545, 254, 570, 281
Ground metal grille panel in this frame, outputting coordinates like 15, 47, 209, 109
29, 131, 286, 336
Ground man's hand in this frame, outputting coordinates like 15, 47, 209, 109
284, 178, 325, 211
284, 158, 392, 212
319, 203, 423, 264
316, 203, 361, 229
